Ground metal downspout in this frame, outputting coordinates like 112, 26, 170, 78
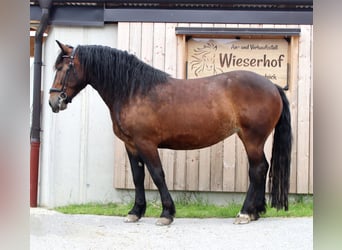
30, 0, 52, 207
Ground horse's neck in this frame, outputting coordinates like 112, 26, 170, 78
89, 80, 115, 110
91, 80, 127, 140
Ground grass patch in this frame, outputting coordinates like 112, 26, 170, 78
55, 197, 312, 218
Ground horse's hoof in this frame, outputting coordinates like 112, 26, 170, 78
155, 217, 173, 226
124, 214, 140, 223
233, 213, 251, 224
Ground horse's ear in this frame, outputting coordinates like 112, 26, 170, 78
56, 40, 69, 54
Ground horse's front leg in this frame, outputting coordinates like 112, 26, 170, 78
136, 143, 175, 226
235, 153, 269, 224
124, 147, 147, 223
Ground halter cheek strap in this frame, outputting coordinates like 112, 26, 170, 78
49, 45, 79, 103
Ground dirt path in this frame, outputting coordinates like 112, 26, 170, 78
30, 208, 312, 250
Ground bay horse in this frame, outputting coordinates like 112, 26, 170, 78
49, 41, 292, 225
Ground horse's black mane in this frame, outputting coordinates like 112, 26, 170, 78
68, 45, 170, 102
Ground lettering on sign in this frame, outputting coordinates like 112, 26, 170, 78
187, 38, 289, 87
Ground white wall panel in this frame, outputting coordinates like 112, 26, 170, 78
40, 24, 119, 207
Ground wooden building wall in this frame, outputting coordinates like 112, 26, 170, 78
114, 22, 313, 194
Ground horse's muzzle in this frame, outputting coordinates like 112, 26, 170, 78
49, 95, 68, 113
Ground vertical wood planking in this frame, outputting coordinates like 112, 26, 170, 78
141, 23, 154, 65
288, 34, 299, 194
223, 135, 236, 191
210, 142, 224, 191
309, 26, 313, 193
113, 138, 127, 188
234, 136, 249, 192
285, 24, 300, 194
296, 25, 311, 193
117, 22, 130, 50
161, 149, 175, 190
175, 23, 188, 79
153, 23, 166, 71
198, 147, 211, 191
165, 23, 177, 77
186, 150, 199, 190
309, 25, 313, 194
129, 23, 142, 56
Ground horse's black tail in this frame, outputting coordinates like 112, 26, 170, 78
269, 85, 292, 211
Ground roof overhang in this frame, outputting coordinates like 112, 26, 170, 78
30, 0, 313, 26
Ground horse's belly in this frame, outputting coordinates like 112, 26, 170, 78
158, 126, 239, 150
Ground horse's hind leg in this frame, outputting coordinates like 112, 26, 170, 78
125, 147, 146, 223
235, 136, 269, 224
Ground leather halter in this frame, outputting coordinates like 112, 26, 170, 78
49, 46, 79, 103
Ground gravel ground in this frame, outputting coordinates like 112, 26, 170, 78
30, 208, 312, 250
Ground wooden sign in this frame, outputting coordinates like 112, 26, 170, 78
187, 38, 288, 88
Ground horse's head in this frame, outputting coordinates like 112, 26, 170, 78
49, 40, 86, 113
